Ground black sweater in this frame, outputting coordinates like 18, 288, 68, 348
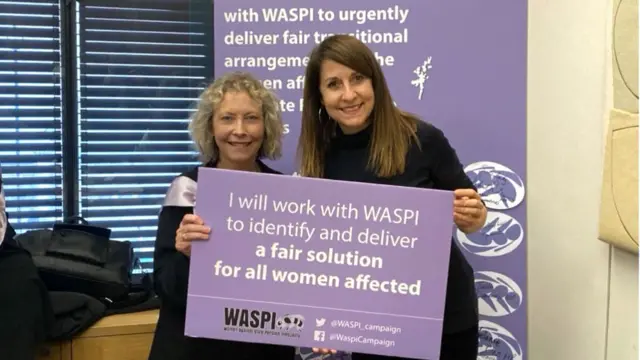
149, 160, 296, 360
324, 120, 478, 334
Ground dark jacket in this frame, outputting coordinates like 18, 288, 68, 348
0, 171, 53, 360
148, 160, 296, 360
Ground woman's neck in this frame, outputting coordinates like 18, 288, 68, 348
332, 121, 373, 150
338, 120, 371, 135
216, 158, 261, 172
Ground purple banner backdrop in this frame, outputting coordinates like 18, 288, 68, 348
212, 1, 527, 359
186, 168, 455, 359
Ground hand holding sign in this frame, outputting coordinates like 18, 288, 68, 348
175, 214, 211, 257
313, 348, 338, 355
185, 168, 454, 359
453, 189, 487, 234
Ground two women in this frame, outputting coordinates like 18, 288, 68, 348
150, 35, 487, 360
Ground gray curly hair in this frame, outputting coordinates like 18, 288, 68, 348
188, 71, 283, 164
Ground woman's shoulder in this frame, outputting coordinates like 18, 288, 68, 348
258, 160, 284, 175
163, 165, 201, 208
163, 162, 283, 208
414, 118, 440, 138
398, 111, 442, 142
170, 160, 219, 185
412, 119, 451, 150
180, 166, 201, 181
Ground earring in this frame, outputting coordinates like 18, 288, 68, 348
318, 107, 331, 122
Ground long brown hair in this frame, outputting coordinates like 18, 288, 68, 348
297, 34, 420, 178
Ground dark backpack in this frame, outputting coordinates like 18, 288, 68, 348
13, 217, 156, 310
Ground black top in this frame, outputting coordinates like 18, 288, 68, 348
324, 120, 478, 334
149, 160, 296, 360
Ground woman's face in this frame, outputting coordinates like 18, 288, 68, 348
318, 60, 375, 134
212, 91, 264, 169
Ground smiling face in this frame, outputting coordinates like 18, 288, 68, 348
319, 59, 375, 134
212, 91, 264, 170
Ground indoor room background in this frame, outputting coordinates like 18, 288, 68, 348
0, 0, 637, 359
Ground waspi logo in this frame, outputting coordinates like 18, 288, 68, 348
223, 307, 305, 338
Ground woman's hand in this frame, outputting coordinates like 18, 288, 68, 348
453, 188, 487, 234
312, 348, 338, 355
175, 214, 211, 257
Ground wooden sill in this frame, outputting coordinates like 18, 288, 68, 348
77, 309, 159, 338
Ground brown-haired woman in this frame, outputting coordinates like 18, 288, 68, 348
298, 34, 488, 360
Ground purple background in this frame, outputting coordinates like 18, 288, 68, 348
186, 168, 455, 359
211, 1, 527, 359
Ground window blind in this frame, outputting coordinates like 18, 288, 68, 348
76, 0, 213, 273
0, 0, 63, 234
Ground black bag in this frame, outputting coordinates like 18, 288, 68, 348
14, 216, 134, 301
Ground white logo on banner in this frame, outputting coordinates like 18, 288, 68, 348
276, 314, 305, 331
478, 320, 523, 360
475, 271, 523, 317
410, 56, 433, 100
455, 211, 523, 257
464, 161, 525, 210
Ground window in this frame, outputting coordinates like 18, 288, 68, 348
0, 0, 64, 234
76, 0, 213, 273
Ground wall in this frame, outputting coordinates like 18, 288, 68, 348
603, 0, 639, 357
608, 248, 639, 359
528, 0, 638, 359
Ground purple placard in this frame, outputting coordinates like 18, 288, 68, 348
212, 1, 528, 359
186, 168, 454, 359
